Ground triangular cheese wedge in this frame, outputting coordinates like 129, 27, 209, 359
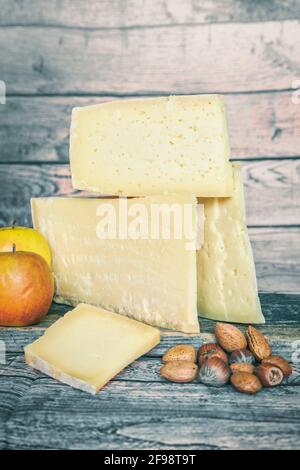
197, 164, 265, 324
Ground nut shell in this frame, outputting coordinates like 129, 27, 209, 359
198, 357, 231, 387
229, 348, 255, 365
255, 363, 284, 387
230, 363, 255, 374
262, 355, 292, 378
231, 372, 262, 394
215, 323, 247, 352
160, 361, 198, 383
162, 344, 196, 363
246, 326, 272, 361
198, 342, 228, 366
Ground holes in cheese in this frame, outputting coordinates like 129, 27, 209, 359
25, 303, 161, 394
197, 164, 265, 324
31, 194, 199, 333
70, 95, 233, 197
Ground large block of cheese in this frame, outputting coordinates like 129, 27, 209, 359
197, 164, 265, 324
70, 95, 233, 197
25, 303, 160, 394
31, 194, 199, 333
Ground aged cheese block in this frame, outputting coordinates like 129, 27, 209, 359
25, 303, 160, 394
70, 95, 233, 197
197, 164, 265, 324
31, 194, 199, 333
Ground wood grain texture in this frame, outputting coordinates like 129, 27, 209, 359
250, 228, 300, 294
1, 380, 300, 449
1, 20, 300, 94
1, 92, 299, 163
0, 295, 299, 450
1, 0, 300, 28
0, 160, 298, 226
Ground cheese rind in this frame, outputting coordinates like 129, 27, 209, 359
31, 194, 199, 333
70, 95, 233, 197
25, 303, 160, 394
197, 164, 265, 324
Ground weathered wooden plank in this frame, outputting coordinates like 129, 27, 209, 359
251, 228, 300, 294
1, 376, 300, 450
240, 159, 300, 226
1, 92, 299, 163
1, 0, 300, 28
1, 20, 300, 94
0, 160, 299, 226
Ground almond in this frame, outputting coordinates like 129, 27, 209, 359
160, 361, 198, 383
230, 363, 255, 374
162, 344, 196, 363
262, 355, 292, 378
231, 372, 262, 394
215, 323, 247, 352
246, 326, 272, 361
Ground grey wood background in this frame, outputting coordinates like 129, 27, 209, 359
1, 1, 300, 451
0, 0, 299, 294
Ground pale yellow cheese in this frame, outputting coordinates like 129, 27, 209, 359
70, 95, 233, 197
197, 164, 265, 324
31, 194, 199, 333
25, 303, 160, 394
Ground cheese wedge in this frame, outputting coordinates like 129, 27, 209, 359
70, 95, 233, 197
31, 194, 199, 333
25, 303, 160, 394
197, 164, 265, 324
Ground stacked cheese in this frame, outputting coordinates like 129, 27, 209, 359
26, 94, 265, 394
31, 95, 264, 333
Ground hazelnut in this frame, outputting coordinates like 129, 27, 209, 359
262, 355, 292, 378
229, 348, 255, 365
255, 363, 283, 387
198, 357, 231, 387
198, 342, 228, 366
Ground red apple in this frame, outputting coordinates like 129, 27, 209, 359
0, 249, 54, 326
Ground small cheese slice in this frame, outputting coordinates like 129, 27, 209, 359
70, 94, 233, 197
25, 303, 160, 394
31, 194, 199, 333
197, 164, 265, 324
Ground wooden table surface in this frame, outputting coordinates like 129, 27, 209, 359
0, 293, 299, 450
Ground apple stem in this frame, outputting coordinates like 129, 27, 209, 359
11, 220, 16, 229
12, 243, 16, 253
